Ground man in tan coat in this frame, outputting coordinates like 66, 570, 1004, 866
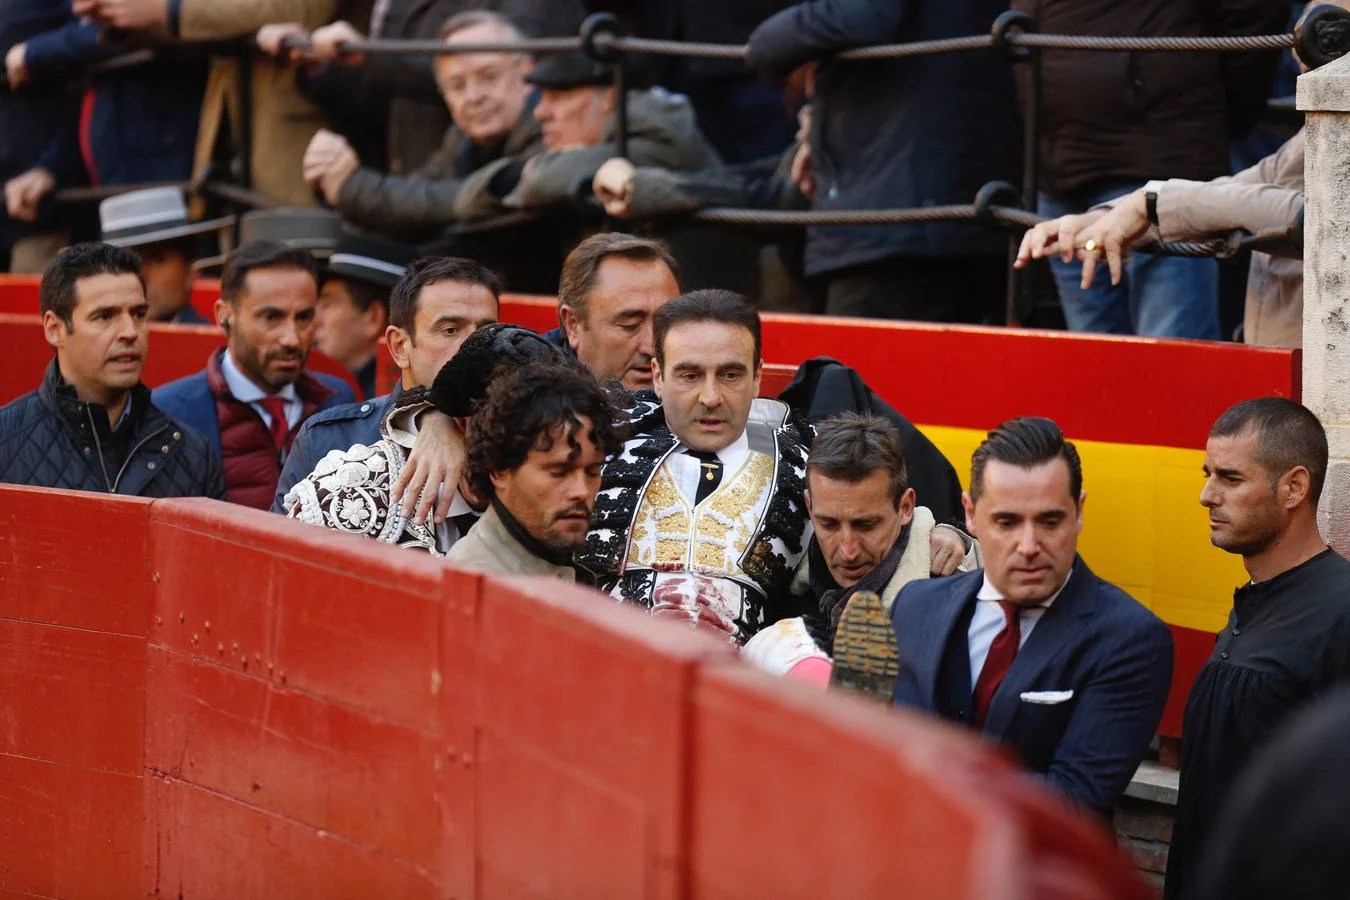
1011, 0, 1350, 349
75, 0, 371, 207
1015, 131, 1304, 348
448, 359, 625, 578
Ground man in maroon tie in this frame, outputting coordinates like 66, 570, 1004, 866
153, 241, 355, 509
834, 416, 1174, 818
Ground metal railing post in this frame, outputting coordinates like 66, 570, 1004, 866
237, 48, 254, 192
993, 11, 1038, 326
580, 14, 628, 159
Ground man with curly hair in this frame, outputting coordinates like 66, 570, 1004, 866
283, 323, 559, 555
447, 360, 624, 578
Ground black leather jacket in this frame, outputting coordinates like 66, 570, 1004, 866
0, 361, 225, 498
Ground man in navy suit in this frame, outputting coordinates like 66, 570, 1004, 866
835, 416, 1173, 817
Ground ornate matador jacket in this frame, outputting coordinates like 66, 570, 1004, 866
576, 391, 813, 643
283, 389, 462, 555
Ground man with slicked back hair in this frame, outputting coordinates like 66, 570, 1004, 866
835, 416, 1172, 820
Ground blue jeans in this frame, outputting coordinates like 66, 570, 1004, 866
1039, 183, 1220, 339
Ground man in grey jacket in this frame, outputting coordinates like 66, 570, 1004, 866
495, 51, 722, 211
305, 41, 721, 241
303, 10, 543, 242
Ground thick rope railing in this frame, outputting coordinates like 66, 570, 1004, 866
21, 8, 1323, 279
1011, 32, 1296, 52
693, 202, 1300, 260
289, 30, 1298, 61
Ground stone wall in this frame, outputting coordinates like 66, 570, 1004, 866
1115, 762, 1179, 895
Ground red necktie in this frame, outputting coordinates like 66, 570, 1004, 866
971, 600, 1021, 729
259, 396, 290, 451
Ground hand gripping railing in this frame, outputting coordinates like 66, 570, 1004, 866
20, 5, 1345, 325
690, 181, 1303, 260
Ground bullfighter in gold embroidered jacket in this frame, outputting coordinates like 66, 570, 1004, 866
575, 290, 813, 644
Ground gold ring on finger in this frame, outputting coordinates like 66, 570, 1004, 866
1083, 239, 1099, 253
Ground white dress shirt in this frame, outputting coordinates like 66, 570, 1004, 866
666, 430, 752, 507
967, 570, 1072, 687
221, 350, 302, 431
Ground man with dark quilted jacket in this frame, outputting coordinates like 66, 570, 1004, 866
0, 242, 224, 498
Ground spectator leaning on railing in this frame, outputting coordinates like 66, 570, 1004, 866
747, 0, 1021, 324
287, 0, 585, 177
1012, 0, 1288, 341
1015, 130, 1304, 348
306, 41, 723, 241
3, 0, 206, 275
302, 10, 543, 243
1014, 0, 1342, 351
74, 0, 373, 208
0, 0, 79, 272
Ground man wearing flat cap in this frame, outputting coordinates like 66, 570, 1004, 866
314, 232, 417, 400
303, 10, 721, 240
486, 51, 721, 213
99, 187, 231, 324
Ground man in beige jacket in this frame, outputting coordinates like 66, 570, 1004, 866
75, 0, 371, 207
448, 358, 624, 579
1015, 131, 1304, 348
1012, 0, 1350, 350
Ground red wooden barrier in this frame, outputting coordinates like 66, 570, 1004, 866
0, 488, 150, 897
0, 485, 1149, 898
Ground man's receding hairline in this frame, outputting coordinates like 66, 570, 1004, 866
582, 253, 678, 305
660, 318, 758, 358
974, 455, 1078, 498
230, 265, 317, 308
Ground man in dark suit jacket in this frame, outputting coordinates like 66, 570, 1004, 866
154, 241, 354, 510
836, 416, 1173, 817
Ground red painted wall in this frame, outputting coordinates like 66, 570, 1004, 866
0, 485, 1149, 898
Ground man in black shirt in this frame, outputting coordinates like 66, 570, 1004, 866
1166, 398, 1350, 899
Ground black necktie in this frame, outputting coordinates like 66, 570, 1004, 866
690, 450, 723, 505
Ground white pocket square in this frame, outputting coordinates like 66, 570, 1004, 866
1020, 690, 1075, 705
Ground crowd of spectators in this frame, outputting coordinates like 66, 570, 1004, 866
3, 0, 1350, 897
0, 0, 1318, 343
